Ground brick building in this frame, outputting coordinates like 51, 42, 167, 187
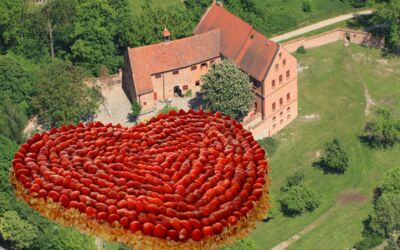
123, 2, 298, 137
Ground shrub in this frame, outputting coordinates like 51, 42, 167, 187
296, 46, 307, 54
354, 232, 385, 250
280, 185, 320, 216
284, 170, 305, 189
314, 138, 349, 174
184, 89, 193, 97
302, 0, 313, 13
158, 105, 178, 114
382, 167, 400, 194
360, 108, 400, 149
257, 137, 279, 157
131, 101, 142, 117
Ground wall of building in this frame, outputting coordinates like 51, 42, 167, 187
151, 57, 221, 102
282, 28, 384, 53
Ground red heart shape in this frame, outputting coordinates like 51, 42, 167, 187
11, 109, 270, 249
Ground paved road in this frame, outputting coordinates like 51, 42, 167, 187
270, 9, 373, 42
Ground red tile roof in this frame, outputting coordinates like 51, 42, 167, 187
127, 29, 220, 96
194, 3, 279, 82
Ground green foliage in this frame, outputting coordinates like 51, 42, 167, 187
0, 53, 38, 111
71, 0, 119, 75
220, 237, 256, 250
284, 170, 305, 189
361, 108, 400, 148
0, 211, 38, 250
302, 0, 313, 12
184, 89, 193, 97
201, 59, 255, 120
354, 232, 385, 250
30, 59, 102, 129
314, 138, 349, 174
296, 46, 307, 54
373, 0, 400, 54
0, 135, 18, 193
280, 185, 321, 216
258, 137, 279, 157
158, 105, 179, 114
131, 101, 142, 117
385, 231, 400, 250
0, 99, 28, 144
382, 167, 400, 194
369, 192, 400, 237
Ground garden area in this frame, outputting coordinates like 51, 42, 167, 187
253, 42, 400, 249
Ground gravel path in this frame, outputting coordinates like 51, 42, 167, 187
270, 10, 373, 42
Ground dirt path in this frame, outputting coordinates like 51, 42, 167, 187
364, 83, 375, 116
270, 10, 373, 42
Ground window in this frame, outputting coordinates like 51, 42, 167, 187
287, 114, 291, 120
153, 92, 157, 101
287, 106, 291, 112
279, 52, 282, 59
191, 65, 197, 71
280, 111, 283, 117
173, 70, 179, 75
279, 75, 283, 83
155, 73, 162, 79
272, 116, 276, 122
283, 59, 286, 66
272, 80, 276, 89
210, 60, 215, 64
286, 70, 290, 78
183, 85, 188, 91
286, 93, 291, 101
143, 101, 147, 106
275, 63, 279, 71
280, 119, 284, 124
273, 123, 276, 129
272, 102, 276, 111
195, 80, 200, 86
279, 98, 283, 106
201, 63, 208, 69
254, 102, 258, 111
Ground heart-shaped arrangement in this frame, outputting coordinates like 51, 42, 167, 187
11, 109, 269, 250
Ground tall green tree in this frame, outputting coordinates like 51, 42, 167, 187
373, 0, 400, 54
201, 59, 255, 120
71, 0, 119, 74
30, 59, 102, 128
0, 211, 38, 250
314, 138, 349, 174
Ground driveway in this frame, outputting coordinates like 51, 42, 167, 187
270, 9, 373, 42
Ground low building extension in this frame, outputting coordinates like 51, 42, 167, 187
123, 2, 298, 138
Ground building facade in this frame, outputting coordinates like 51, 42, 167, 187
123, 3, 298, 137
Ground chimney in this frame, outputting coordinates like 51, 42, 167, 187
162, 27, 171, 42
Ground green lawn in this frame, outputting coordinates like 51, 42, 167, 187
252, 42, 400, 250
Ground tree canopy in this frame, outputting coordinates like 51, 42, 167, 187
373, 0, 400, 54
314, 138, 349, 174
201, 59, 255, 120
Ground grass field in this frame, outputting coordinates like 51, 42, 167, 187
251, 42, 400, 250
128, 0, 366, 36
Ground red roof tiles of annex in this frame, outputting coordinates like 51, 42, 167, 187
127, 29, 220, 96
194, 3, 279, 82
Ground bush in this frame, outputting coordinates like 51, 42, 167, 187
360, 108, 400, 149
131, 101, 142, 117
302, 0, 313, 13
184, 89, 193, 97
314, 138, 349, 174
158, 105, 178, 114
382, 167, 400, 194
284, 170, 305, 189
257, 137, 279, 157
354, 232, 385, 250
280, 185, 320, 216
296, 46, 307, 54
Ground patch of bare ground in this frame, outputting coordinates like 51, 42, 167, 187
300, 113, 320, 121
336, 190, 368, 205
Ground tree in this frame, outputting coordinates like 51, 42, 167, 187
369, 192, 400, 237
302, 0, 313, 12
30, 59, 102, 129
282, 170, 305, 191
385, 231, 400, 250
361, 108, 400, 148
372, 0, 400, 54
280, 185, 320, 216
71, 0, 119, 75
0, 211, 38, 250
0, 53, 38, 112
382, 167, 400, 194
201, 59, 255, 120
0, 99, 28, 144
314, 138, 349, 174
